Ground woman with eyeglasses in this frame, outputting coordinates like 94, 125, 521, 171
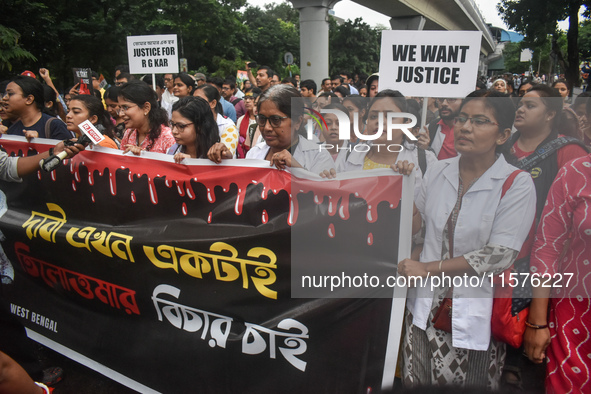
208, 85, 335, 174
194, 84, 239, 157
398, 90, 536, 389
118, 80, 175, 155
166, 97, 219, 163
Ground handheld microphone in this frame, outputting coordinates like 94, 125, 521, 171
40, 120, 105, 172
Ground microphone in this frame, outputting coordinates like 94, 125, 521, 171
40, 120, 105, 172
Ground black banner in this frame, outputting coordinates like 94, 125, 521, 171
0, 138, 407, 393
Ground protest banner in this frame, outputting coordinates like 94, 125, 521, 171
127, 34, 180, 75
0, 137, 412, 393
379, 30, 482, 98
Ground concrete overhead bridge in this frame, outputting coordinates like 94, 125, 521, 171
290, 0, 495, 84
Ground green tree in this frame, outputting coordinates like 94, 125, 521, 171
329, 17, 380, 76
498, 0, 590, 92
239, 3, 300, 75
502, 42, 529, 74
578, 19, 591, 60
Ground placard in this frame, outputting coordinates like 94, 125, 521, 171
379, 30, 482, 98
127, 34, 179, 74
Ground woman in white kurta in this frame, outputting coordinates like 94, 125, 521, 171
397, 90, 536, 389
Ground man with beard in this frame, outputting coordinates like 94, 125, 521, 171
427, 97, 461, 159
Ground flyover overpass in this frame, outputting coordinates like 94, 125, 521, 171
290, 0, 495, 84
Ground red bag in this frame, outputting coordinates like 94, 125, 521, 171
490, 170, 534, 348
432, 289, 453, 333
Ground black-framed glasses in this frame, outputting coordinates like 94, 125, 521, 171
170, 121, 194, 131
453, 116, 498, 127
256, 114, 288, 128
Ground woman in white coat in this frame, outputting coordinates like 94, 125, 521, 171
397, 90, 537, 389
208, 85, 334, 175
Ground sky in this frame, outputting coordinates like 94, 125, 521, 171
243, 0, 571, 31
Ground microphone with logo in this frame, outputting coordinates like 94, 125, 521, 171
40, 120, 105, 172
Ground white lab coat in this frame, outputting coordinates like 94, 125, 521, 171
429, 124, 445, 158
408, 154, 536, 351
319, 140, 351, 173
246, 135, 335, 175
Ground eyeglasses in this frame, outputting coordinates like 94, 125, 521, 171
453, 116, 498, 127
170, 121, 193, 131
256, 114, 288, 128
164, 78, 173, 82
119, 104, 138, 112
436, 98, 459, 104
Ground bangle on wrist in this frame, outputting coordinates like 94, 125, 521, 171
35, 382, 50, 394
48, 147, 54, 156
525, 321, 548, 329
438, 260, 443, 274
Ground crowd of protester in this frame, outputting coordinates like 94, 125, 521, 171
1, 63, 591, 393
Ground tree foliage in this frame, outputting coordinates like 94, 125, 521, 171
0, 25, 37, 71
498, 0, 590, 90
0, 0, 380, 89
329, 18, 381, 76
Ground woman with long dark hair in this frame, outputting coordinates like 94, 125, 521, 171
167, 97, 220, 162
194, 84, 238, 157
509, 84, 588, 218
118, 80, 174, 155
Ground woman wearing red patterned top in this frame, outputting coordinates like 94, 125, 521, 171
510, 84, 588, 218
118, 81, 175, 155
525, 153, 591, 393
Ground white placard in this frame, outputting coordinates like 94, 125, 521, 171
520, 49, 533, 62
127, 34, 179, 75
379, 30, 482, 98
78, 120, 105, 145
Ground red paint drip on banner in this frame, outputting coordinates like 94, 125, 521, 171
262, 210, 268, 224
328, 223, 335, 238
0, 141, 402, 228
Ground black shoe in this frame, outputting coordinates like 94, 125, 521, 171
41, 366, 64, 386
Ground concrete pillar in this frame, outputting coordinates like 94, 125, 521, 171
290, 0, 341, 86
